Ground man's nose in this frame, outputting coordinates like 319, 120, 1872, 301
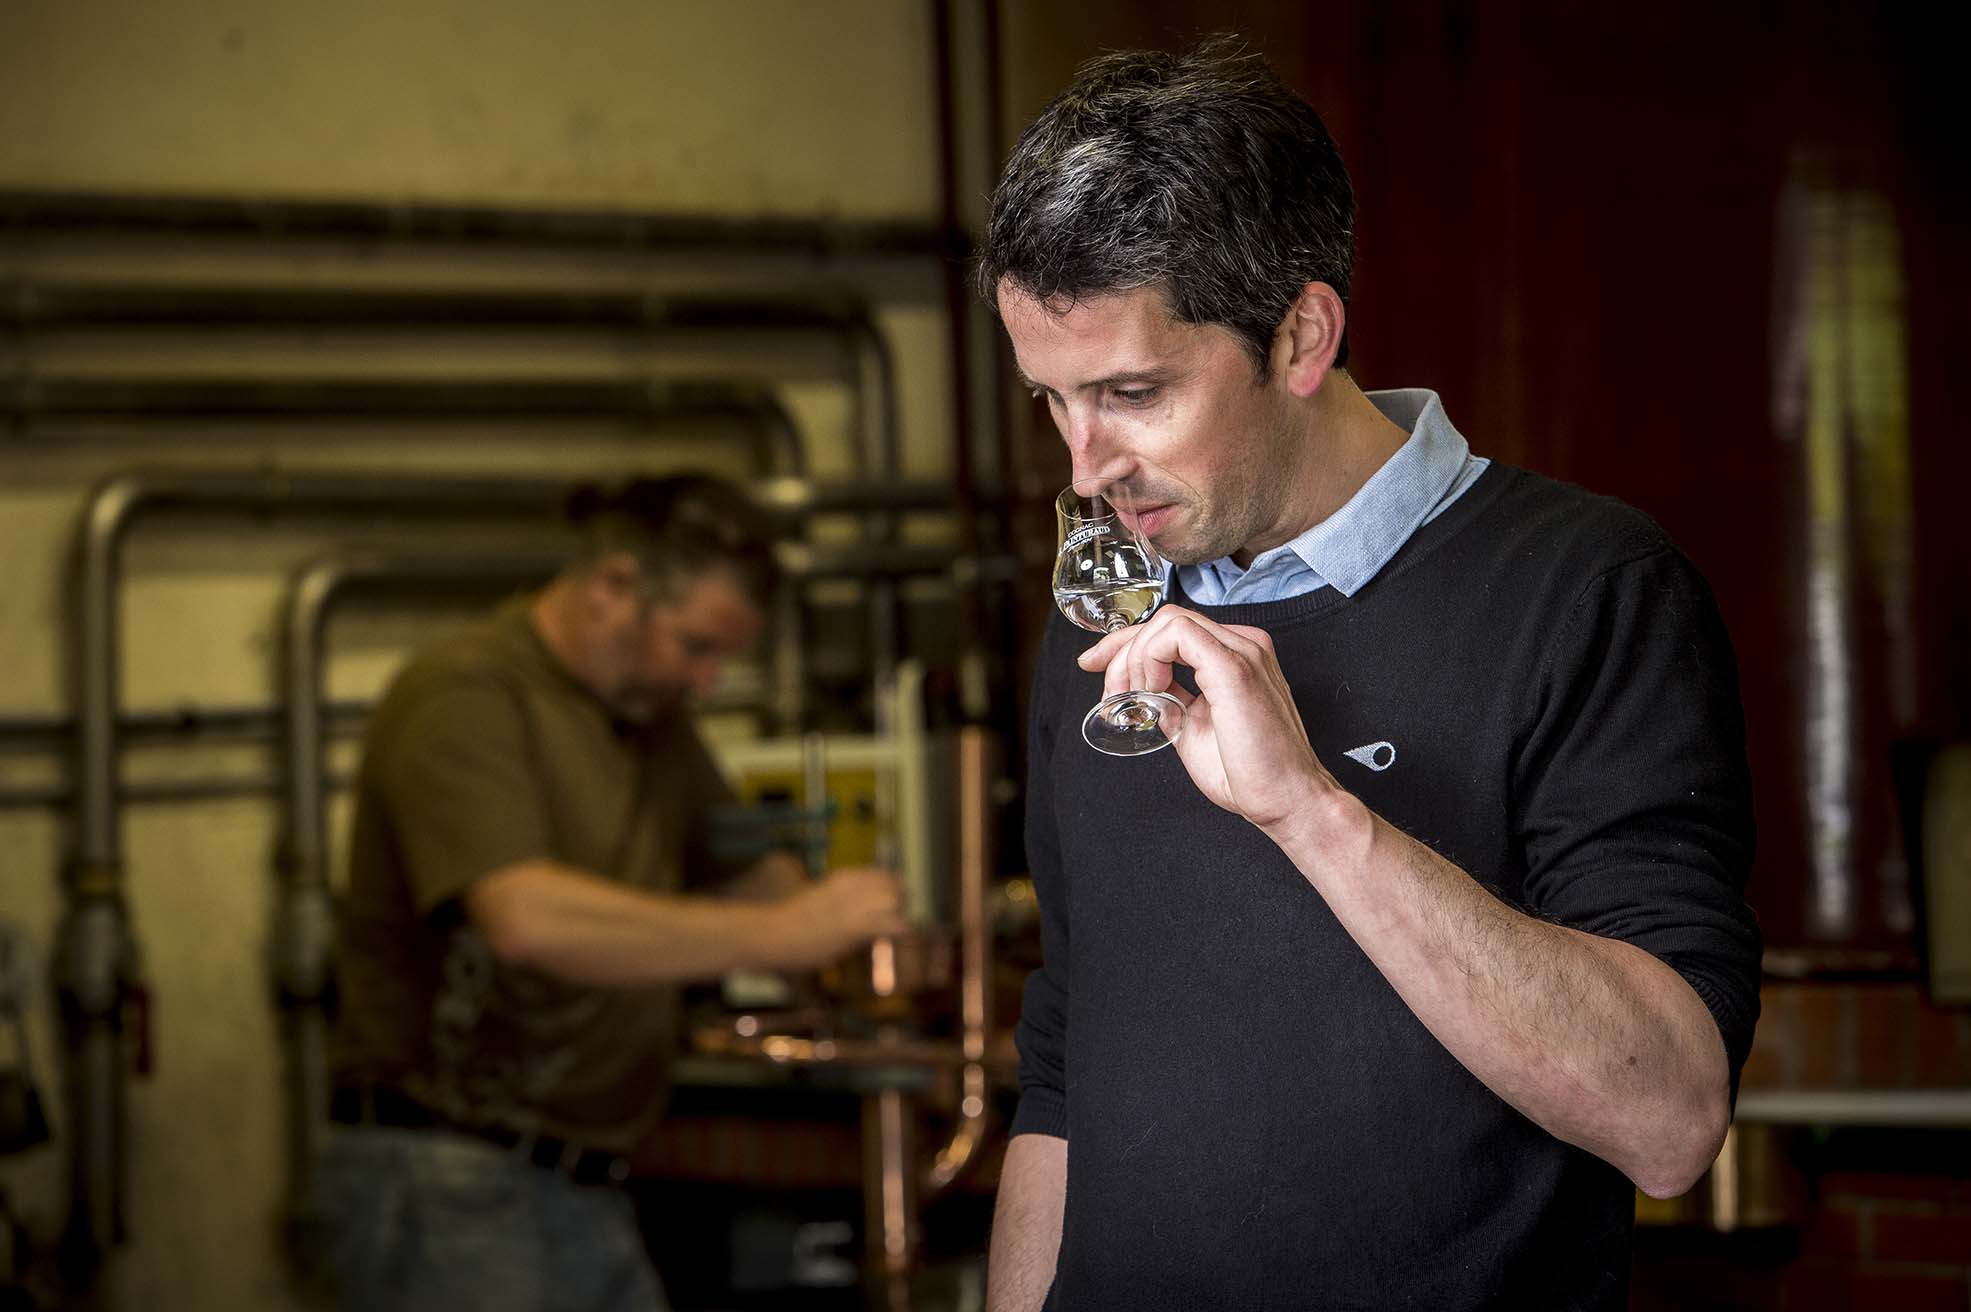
1060, 406, 1123, 484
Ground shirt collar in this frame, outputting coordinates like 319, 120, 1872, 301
1183, 388, 1471, 600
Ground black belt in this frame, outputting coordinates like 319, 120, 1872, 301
329, 1085, 631, 1187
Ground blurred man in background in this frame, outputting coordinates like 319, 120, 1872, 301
983, 39, 1760, 1311
301, 474, 906, 1311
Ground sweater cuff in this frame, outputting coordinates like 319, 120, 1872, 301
1680, 969, 1755, 1105
1010, 1090, 1068, 1140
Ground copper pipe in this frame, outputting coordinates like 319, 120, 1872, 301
693, 1026, 1003, 1074
925, 727, 994, 1194
867, 662, 902, 1004
864, 1077, 918, 1293
689, 728, 1004, 1289
868, 937, 900, 998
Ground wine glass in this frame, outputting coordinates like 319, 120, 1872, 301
1053, 475, 1185, 756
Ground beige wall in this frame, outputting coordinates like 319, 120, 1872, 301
0, 0, 939, 216
0, 3, 957, 1307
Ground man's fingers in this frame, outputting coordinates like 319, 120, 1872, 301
1102, 609, 1261, 700
1074, 607, 1281, 707
1157, 679, 1198, 710
1075, 625, 1131, 671
1074, 603, 1227, 670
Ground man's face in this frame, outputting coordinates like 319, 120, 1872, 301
597, 566, 763, 723
997, 280, 1301, 566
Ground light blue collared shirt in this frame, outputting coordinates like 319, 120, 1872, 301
1176, 389, 1488, 605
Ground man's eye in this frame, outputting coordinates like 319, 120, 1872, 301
1113, 387, 1159, 406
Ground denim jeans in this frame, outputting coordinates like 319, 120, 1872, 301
294, 1124, 667, 1312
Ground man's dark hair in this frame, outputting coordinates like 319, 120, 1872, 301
977, 35, 1356, 373
566, 473, 780, 606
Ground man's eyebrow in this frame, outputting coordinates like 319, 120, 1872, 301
1015, 367, 1175, 393
1092, 368, 1175, 389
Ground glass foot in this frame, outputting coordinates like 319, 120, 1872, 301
1081, 690, 1184, 756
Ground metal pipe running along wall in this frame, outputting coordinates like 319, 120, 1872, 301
0, 189, 959, 260
7, 283, 907, 696
1, 285, 892, 487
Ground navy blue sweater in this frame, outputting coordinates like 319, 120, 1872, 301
1015, 464, 1761, 1310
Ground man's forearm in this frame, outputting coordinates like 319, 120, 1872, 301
988, 1133, 1067, 1312
465, 860, 799, 986
1273, 794, 1731, 1198
719, 850, 810, 902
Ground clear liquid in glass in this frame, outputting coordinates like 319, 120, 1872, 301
1052, 481, 1184, 756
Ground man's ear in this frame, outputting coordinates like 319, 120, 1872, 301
585, 552, 645, 611
1272, 282, 1346, 399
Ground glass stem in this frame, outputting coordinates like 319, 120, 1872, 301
1102, 616, 1132, 730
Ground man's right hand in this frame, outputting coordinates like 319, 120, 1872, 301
768, 867, 910, 969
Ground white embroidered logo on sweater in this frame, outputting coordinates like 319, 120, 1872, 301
1343, 741, 1397, 772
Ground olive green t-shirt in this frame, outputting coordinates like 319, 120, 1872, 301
330, 601, 747, 1153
